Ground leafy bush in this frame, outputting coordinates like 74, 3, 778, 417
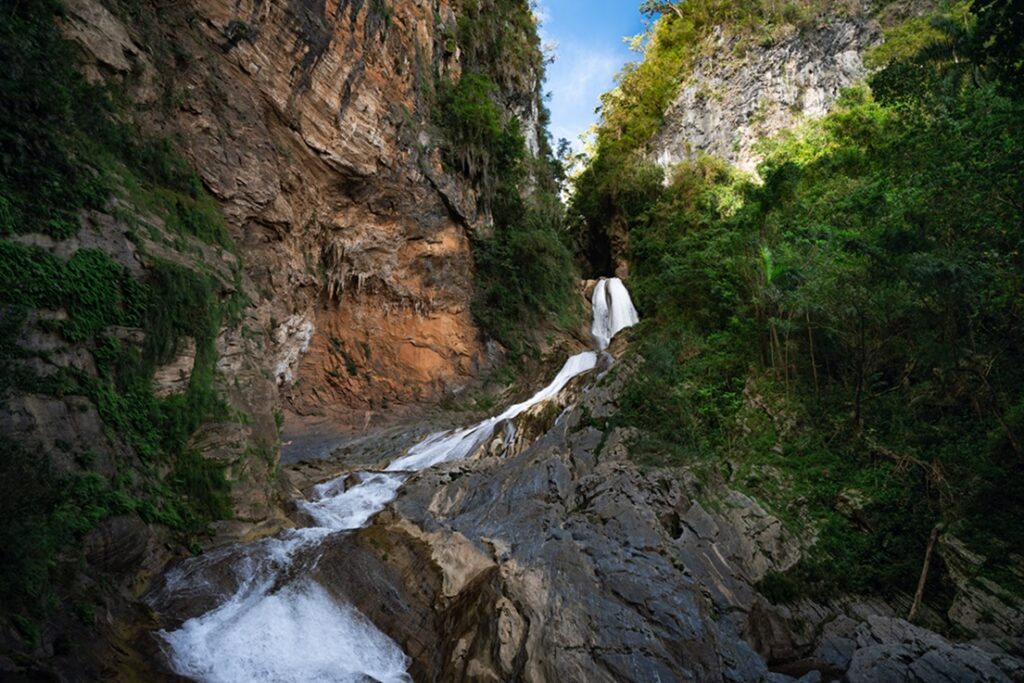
435, 3, 580, 355
584, 1, 1024, 603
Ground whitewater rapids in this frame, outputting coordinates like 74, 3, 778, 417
156, 277, 639, 683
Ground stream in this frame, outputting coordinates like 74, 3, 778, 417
151, 277, 639, 683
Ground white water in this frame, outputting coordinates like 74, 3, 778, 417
386, 350, 598, 472
591, 277, 640, 351
163, 581, 411, 683
158, 277, 638, 683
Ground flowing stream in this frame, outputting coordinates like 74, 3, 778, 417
155, 278, 639, 683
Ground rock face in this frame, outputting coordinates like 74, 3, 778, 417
64, 0, 546, 423
939, 534, 1024, 654
307, 364, 1024, 682
843, 616, 1024, 682
136, 0, 526, 418
651, 17, 880, 174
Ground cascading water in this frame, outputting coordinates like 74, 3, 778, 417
591, 277, 640, 351
154, 277, 638, 683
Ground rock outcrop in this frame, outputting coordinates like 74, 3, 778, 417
651, 17, 880, 175
63, 0, 547, 427
305, 361, 1024, 682
142, 0, 501, 417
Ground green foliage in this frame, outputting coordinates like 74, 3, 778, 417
435, 2, 580, 355
0, 0, 231, 247
0, 0, 243, 631
472, 191, 579, 354
436, 74, 520, 202
0, 242, 237, 531
454, 0, 545, 94
589, 1, 1024, 604
972, 0, 1024, 95
572, 0, 847, 270
0, 441, 124, 619
0, 0, 112, 238
0, 242, 146, 348
436, 72, 578, 353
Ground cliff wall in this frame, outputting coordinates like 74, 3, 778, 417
651, 17, 879, 174
0, 0, 552, 675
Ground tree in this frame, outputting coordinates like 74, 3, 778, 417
640, 1, 684, 18
973, 0, 1024, 94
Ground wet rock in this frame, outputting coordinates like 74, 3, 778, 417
358, 376, 800, 681
394, 519, 496, 599
846, 616, 1024, 682
308, 357, 1024, 683
682, 500, 720, 541
83, 515, 154, 574
939, 534, 1024, 653
814, 615, 860, 670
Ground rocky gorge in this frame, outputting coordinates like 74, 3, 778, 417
2, 0, 1024, 681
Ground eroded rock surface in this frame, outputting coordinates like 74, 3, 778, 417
652, 18, 880, 174
136, 0, 518, 417
325, 365, 1024, 682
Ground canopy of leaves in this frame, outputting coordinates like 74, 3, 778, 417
588, 0, 1024, 605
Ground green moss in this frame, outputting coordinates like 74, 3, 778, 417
0, 242, 147, 344
117, 161, 234, 249
0, 0, 248, 632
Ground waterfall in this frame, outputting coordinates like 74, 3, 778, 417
591, 277, 640, 351
156, 279, 639, 683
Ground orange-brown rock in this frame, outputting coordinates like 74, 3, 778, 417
65, 0, 542, 429
141, 0, 508, 419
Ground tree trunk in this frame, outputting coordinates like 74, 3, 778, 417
908, 524, 942, 623
806, 310, 819, 396
853, 310, 866, 431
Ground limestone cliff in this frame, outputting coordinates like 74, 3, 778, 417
69, 0, 543, 420
646, 2, 946, 176
651, 17, 879, 174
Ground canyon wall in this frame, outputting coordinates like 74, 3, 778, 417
0, 0, 550, 675
81, 0, 535, 419
43, 0, 552, 529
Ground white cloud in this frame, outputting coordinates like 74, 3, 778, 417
545, 40, 631, 151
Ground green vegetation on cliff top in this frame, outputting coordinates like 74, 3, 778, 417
437, 0, 580, 356
574, 0, 1024, 616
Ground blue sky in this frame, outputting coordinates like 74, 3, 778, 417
535, 1, 647, 152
